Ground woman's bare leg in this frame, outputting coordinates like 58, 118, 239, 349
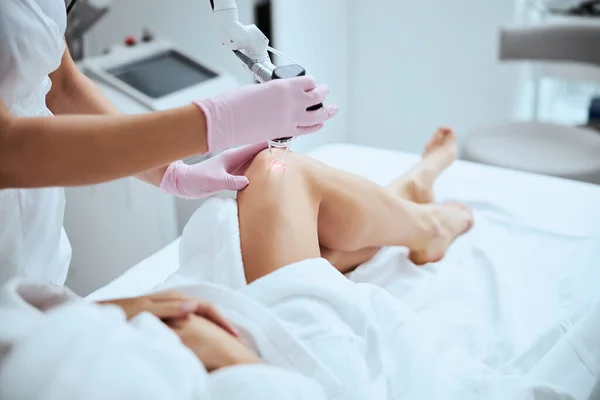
322, 128, 458, 270
238, 149, 322, 283
388, 127, 457, 204
238, 133, 472, 283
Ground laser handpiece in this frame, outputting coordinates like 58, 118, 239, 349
210, 1, 325, 165
233, 50, 274, 84
233, 51, 290, 160
268, 65, 323, 162
233, 51, 324, 162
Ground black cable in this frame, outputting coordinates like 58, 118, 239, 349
66, 0, 79, 16
210, 0, 215, 11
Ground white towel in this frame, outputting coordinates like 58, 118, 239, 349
169, 197, 583, 400
2, 194, 597, 399
0, 279, 326, 400
173, 197, 247, 290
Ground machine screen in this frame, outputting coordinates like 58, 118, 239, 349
107, 50, 217, 98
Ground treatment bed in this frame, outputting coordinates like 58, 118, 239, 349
88, 143, 600, 398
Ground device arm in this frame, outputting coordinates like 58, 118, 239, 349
209, 0, 272, 65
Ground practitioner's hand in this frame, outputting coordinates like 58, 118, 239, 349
99, 291, 239, 336
170, 314, 261, 372
160, 142, 267, 199
195, 76, 338, 152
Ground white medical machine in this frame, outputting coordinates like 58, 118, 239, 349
67, 36, 242, 291
65, 34, 241, 294
80, 39, 239, 116
65, 1, 240, 113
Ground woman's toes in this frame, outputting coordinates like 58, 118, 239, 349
443, 202, 473, 234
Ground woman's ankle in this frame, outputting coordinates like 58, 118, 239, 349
408, 205, 443, 251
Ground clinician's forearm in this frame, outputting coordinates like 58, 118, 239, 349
47, 70, 170, 186
0, 105, 207, 189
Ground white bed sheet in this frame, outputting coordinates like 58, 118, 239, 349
88, 141, 600, 299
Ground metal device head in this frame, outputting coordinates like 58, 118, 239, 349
233, 50, 275, 83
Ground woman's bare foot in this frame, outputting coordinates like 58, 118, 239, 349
422, 127, 457, 171
388, 127, 457, 204
409, 202, 473, 266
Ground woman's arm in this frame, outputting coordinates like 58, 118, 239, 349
169, 314, 260, 372
46, 44, 169, 186
0, 101, 207, 189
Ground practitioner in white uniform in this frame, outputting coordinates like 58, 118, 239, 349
0, 0, 336, 317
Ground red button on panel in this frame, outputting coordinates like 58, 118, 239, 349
124, 36, 137, 46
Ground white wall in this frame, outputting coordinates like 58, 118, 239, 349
271, 0, 350, 153
348, 0, 522, 153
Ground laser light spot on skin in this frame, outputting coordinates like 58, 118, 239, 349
270, 159, 287, 171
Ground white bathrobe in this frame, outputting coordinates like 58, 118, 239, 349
1, 198, 598, 399
0, 279, 326, 400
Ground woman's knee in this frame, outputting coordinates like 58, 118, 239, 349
240, 149, 319, 205
237, 149, 323, 279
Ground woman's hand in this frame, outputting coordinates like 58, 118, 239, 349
169, 314, 261, 372
99, 291, 239, 337
160, 142, 267, 198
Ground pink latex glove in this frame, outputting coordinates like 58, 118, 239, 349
160, 142, 268, 199
195, 76, 338, 152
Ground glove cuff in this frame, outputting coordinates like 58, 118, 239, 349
160, 161, 190, 198
193, 98, 234, 152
